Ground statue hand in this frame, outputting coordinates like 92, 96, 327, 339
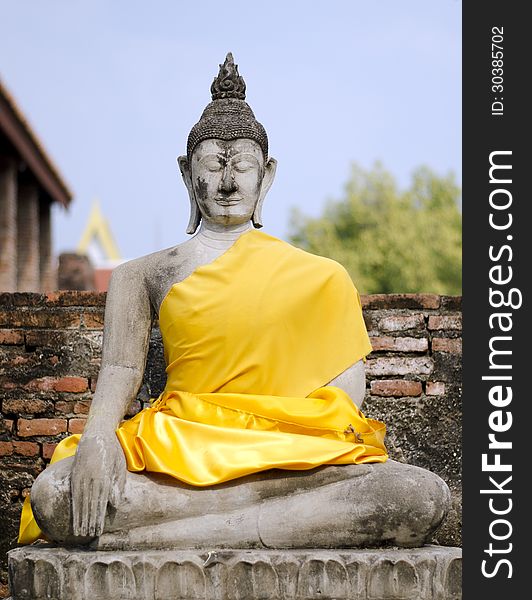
71, 431, 126, 537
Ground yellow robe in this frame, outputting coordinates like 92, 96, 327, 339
19, 230, 387, 543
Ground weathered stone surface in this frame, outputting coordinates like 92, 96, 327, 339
366, 356, 434, 378
370, 380, 422, 397
8, 545, 462, 600
30, 460, 450, 552
378, 314, 425, 333
369, 336, 428, 353
426, 381, 445, 396
432, 338, 462, 354
428, 315, 462, 331
364, 395, 462, 547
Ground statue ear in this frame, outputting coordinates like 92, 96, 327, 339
252, 157, 277, 229
177, 155, 201, 234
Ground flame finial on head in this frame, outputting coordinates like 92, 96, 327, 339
186, 52, 268, 160
210, 52, 246, 101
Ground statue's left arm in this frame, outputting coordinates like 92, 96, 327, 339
70, 260, 153, 537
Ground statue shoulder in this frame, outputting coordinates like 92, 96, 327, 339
285, 240, 352, 279
109, 240, 198, 309
105, 256, 150, 297
111, 240, 193, 283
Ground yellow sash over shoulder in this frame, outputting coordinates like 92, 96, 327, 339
19, 230, 387, 543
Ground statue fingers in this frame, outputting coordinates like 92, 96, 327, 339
72, 478, 82, 536
88, 479, 102, 537
109, 447, 126, 508
79, 478, 91, 537
95, 482, 109, 537
85, 483, 94, 537
70, 472, 83, 536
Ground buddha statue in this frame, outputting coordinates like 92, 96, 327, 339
19, 53, 450, 551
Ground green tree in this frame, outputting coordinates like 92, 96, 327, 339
289, 162, 461, 294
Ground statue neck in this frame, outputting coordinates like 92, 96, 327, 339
195, 221, 253, 250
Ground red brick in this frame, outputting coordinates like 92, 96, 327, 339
2, 398, 51, 414
22, 377, 56, 391
45, 290, 106, 307
371, 380, 422, 397
426, 381, 446, 396
370, 336, 428, 353
432, 337, 462, 353
0, 441, 13, 456
12, 441, 40, 456
25, 329, 68, 347
0, 379, 16, 390
18, 418, 67, 437
361, 294, 441, 310
366, 356, 434, 377
0, 328, 24, 344
55, 400, 75, 414
68, 418, 86, 434
54, 376, 88, 393
43, 442, 58, 460
428, 314, 462, 331
0, 308, 81, 329
74, 399, 91, 414
82, 311, 104, 329
0, 292, 44, 307
379, 314, 425, 332
18, 376, 88, 393
90, 377, 98, 392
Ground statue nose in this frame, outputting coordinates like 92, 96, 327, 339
220, 165, 238, 194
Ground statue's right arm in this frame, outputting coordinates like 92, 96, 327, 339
71, 261, 153, 537
328, 360, 366, 408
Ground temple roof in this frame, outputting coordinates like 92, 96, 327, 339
0, 76, 73, 207
78, 200, 121, 263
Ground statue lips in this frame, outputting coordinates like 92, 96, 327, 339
215, 196, 241, 206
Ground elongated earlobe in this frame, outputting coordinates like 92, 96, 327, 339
253, 157, 277, 228
177, 155, 202, 234
251, 208, 263, 228
186, 200, 201, 235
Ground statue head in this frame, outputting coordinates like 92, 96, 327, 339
178, 53, 277, 233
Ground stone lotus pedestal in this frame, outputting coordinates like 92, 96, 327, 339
8, 544, 461, 600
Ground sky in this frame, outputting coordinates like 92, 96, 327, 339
1, 0, 461, 261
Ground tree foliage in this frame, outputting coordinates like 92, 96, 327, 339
289, 163, 462, 294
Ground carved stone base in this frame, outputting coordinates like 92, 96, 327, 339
8, 544, 461, 600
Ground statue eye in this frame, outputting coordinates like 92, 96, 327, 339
232, 160, 255, 173
204, 160, 222, 172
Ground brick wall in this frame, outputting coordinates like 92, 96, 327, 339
360, 294, 462, 552
0, 292, 462, 593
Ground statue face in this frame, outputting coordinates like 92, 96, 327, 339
189, 139, 264, 226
